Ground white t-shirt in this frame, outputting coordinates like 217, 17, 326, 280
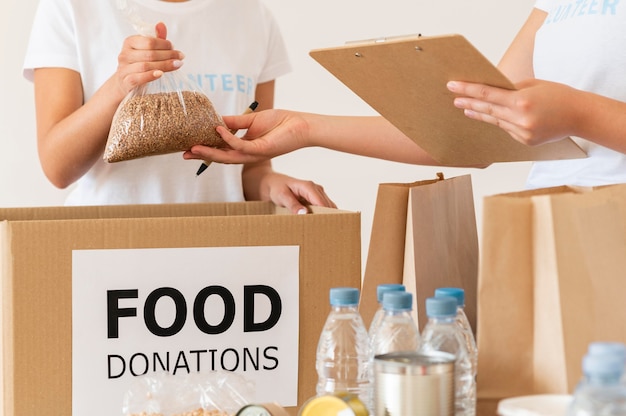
23, 0, 291, 205
526, 0, 626, 188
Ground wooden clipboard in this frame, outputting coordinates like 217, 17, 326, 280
309, 34, 586, 165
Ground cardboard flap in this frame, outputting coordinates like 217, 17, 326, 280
310, 34, 586, 165
0, 202, 277, 222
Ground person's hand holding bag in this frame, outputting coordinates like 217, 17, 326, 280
113, 22, 185, 99
104, 21, 229, 163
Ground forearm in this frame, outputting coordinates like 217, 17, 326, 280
573, 90, 626, 154
305, 114, 441, 165
36, 70, 126, 188
241, 159, 273, 201
35, 28, 184, 188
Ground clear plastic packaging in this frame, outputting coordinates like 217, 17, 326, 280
567, 346, 626, 416
104, 0, 227, 163
369, 291, 420, 414
367, 283, 406, 339
420, 296, 476, 416
434, 287, 478, 380
122, 371, 255, 416
315, 287, 371, 411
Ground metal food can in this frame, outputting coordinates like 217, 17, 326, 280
298, 393, 369, 416
236, 402, 290, 416
374, 351, 455, 416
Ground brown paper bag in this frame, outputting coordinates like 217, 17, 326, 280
360, 173, 479, 332
477, 183, 626, 402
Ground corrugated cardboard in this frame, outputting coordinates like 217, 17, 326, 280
309, 34, 586, 166
0, 202, 361, 416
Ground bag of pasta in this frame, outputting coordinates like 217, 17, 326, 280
104, 2, 227, 163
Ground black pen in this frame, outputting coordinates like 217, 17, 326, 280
196, 101, 259, 176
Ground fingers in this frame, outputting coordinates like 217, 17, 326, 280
215, 125, 252, 151
183, 145, 266, 165
116, 24, 184, 93
119, 36, 183, 66
155, 22, 167, 40
296, 182, 337, 210
447, 81, 505, 100
183, 124, 268, 164
448, 80, 514, 127
280, 181, 337, 214
222, 113, 256, 132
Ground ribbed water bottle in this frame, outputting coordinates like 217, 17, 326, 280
368, 283, 406, 339
316, 287, 371, 408
370, 291, 420, 356
567, 344, 626, 415
434, 287, 478, 380
369, 291, 420, 413
419, 296, 476, 416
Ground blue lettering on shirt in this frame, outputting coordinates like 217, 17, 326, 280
544, 0, 620, 23
186, 73, 254, 95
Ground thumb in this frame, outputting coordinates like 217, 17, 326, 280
155, 22, 167, 40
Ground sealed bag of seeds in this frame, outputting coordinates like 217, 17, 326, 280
104, 75, 228, 163
104, 0, 228, 163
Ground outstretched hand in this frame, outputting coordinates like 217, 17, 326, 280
184, 109, 311, 164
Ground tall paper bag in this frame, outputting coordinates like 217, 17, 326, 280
477, 184, 626, 401
361, 173, 479, 332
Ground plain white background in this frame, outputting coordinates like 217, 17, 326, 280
1, 0, 535, 267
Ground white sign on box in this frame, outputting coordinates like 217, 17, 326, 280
72, 246, 300, 415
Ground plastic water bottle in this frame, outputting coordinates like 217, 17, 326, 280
316, 287, 371, 409
368, 283, 406, 338
434, 287, 478, 380
370, 291, 420, 356
368, 291, 420, 413
567, 348, 626, 415
586, 342, 626, 385
419, 296, 476, 416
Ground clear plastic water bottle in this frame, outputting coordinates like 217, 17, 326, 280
368, 283, 406, 339
434, 287, 478, 380
370, 291, 420, 356
367, 291, 420, 414
316, 287, 371, 409
567, 349, 626, 415
419, 296, 476, 416
586, 342, 626, 385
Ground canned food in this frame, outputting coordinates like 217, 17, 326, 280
298, 393, 369, 416
374, 351, 455, 416
236, 402, 290, 416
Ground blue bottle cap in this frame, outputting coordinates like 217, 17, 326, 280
587, 341, 626, 361
425, 296, 457, 318
329, 287, 360, 306
376, 284, 406, 303
434, 287, 465, 307
382, 291, 413, 311
582, 353, 625, 378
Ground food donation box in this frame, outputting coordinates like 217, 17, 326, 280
0, 202, 361, 416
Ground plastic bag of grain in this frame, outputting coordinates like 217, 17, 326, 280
104, 74, 228, 162
104, 1, 227, 163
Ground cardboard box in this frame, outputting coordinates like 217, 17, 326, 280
0, 202, 361, 416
